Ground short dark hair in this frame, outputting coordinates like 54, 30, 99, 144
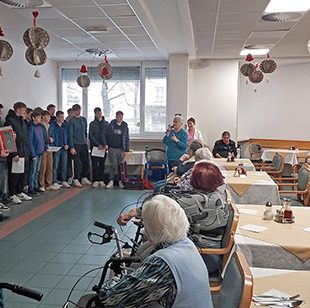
187, 117, 196, 125
33, 107, 43, 115
0, 104, 4, 109
41, 110, 50, 117
13, 102, 27, 111
56, 110, 64, 117
32, 110, 42, 118
222, 131, 230, 138
47, 104, 56, 110
26, 107, 33, 114
94, 107, 101, 113
191, 161, 224, 193
67, 108, 73, 113
116, 111, 123, 116
72, 104, 81, 111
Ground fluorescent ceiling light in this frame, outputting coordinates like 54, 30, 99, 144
265, 0, 310, 13
240, 49, 269, 56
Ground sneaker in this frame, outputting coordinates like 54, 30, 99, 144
0, 203, 9, 211
99, 181, 106, 188
106, 180, 114, 189
53, 182, 62, 189
38, 187, 45, 192
118, 181, 124, 189
35, 188, 45, 194
11, 195, 22, 204
68, 177, 73, 185
62, 181, 71, 188
46, 185, 59, 191
17, 192, 32, 201
92, 181, 99, 188
73, 179, 83, 188
81, 178, 92, 185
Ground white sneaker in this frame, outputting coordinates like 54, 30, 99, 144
99, 181, 106, 188
81, 178, 92, 185
17, 192, 32, 201
11, 195, 22, 204
46, 185, 59, 191
73, 179, 83, 187
0, 203, 10, 211
39, 187, 45, 192
62, 181, 71, 188
106, 180, 114, 189
53, 182, 62, 189
92, 181, 99, 188
68, 177, 73, 185
118, 181, 124, 189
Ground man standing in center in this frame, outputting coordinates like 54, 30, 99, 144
106, 111, 129, 189
68, 104, 91, 187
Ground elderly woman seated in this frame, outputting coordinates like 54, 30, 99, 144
99, 195, 213, 308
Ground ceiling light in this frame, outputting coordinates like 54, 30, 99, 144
240, 49, 269, 56
265, 0, 310, 13
84, 26, 108, 34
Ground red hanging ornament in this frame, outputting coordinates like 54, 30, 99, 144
98, 52, 112, 80
80, 64, 87, 74
0, 27, 4, 37
245, 54, 254, 62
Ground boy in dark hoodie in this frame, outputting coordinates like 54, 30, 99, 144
5, 102, 32, 204
106, 110, 129, 189
89, 107, 109, 188
28, 110, 47, 196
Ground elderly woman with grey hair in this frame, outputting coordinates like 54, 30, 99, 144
98, 195, 212, 308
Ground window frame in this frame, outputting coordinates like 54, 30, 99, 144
58, 61, 168, 140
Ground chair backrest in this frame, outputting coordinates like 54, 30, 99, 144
249, 143, 262, 160
218, 251, 253, 308
270, 153, 278, 167
145, 148, 167, 163
273, 154, 284, 171
298, 166, 310, 191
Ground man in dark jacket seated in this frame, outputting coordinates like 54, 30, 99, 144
212, 131, 237, 158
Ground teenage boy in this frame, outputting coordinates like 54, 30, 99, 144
47, 104, 56, 122
5, 102, 32, 204
68, 104, 91, 187
28, 111, 47, 196
50, 110, 70, 188
39, 110, 58, 191
106, 111, 129, 189
89, 107, 109, 188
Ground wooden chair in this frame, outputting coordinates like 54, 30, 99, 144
254, 151, 277, 170
249, 143, 262, 162
212, 251, 253, 308
256, 153, 285, 178
198, 200, 240, 291
275, 163, 310, 206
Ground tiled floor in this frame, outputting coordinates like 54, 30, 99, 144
0, 188, 147, 307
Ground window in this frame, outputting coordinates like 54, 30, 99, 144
60, 63, 167, 137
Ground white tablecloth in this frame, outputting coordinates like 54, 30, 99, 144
261, 149, 310, 166
211, 158, 255, 172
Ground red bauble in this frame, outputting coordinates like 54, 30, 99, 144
80, 64, 87, 73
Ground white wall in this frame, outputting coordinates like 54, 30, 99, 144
188, 59, 239, 147
0, 41, 58, 113
238, 59, 310, 141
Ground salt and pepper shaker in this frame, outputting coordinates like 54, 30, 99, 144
263, 201, 274, 220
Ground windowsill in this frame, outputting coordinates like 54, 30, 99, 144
130, 136, 163, 142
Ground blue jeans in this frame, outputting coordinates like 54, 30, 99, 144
53, 149, 68, 182
0, 160, 7, 201
29, 155, 42, 191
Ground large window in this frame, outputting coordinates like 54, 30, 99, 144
61, 63, 167, 137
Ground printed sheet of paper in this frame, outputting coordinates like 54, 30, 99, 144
91, 146, 106, 158
11, 157, 25, 174
47, 146, 61, 152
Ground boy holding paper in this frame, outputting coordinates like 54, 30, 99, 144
50, 110, 70, 188
89, 107, 109, 188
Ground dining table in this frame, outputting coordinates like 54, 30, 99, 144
223, 171, 281, 205
211, 158, 256, 172
250, 267, 310, 307
236, 204, 310, 270
261, 149, 310, 166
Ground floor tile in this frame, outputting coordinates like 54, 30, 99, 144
26, 273, 64, 288
49, 252, 83, 264
40, 262, 75, 275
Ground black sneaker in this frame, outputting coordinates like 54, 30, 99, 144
28, 190, 40, 197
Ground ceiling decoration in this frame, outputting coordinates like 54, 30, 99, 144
0, 0, 44, 8
77, 64, 90, 89
0, 26, 13, 76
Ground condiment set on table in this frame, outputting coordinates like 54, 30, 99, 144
233, 163, 247, 177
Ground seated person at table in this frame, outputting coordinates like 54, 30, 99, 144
94, 195, 213, 308
212, 131, 237, 158
163, 115, 188, 170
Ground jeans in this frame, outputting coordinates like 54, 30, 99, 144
72, 144, 89, 180
29, 155, 42, 191
0, 160, 7, 201
108, 148, 123, 181
53, 149, 68, 182
91, 153, 106, 182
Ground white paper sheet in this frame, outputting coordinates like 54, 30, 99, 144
91, 146, 106, 158
239, 209, 259, 216
11, 157, 25, 173
47, 146, 61, 152
240, 224, 268, 233
303, 227, 310, 233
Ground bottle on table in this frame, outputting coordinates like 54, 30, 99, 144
263, 201, 274, 220
283, 198, 293, 221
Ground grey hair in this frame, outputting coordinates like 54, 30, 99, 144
173, 115, 183, 124
195, 147, 212, 161
142, 195, 189, 244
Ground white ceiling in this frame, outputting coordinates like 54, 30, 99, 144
0, 0, 310, 62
